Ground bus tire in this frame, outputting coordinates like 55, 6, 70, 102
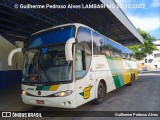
93, 82, 106, 104
133, 74, 136, 81
128, 74, 134, 86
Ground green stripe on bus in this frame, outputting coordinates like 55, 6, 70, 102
36, 86, 51, 90
113, 75, 121, 88
106, 56, 118, 60
36, 86, 43, 90
118, 73, 124, 86
42, 86, 50, 90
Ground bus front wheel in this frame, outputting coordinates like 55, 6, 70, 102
93, 82, 106, 104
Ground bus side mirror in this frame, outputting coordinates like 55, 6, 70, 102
65, 38, 75, 61
8, 48, 22, 66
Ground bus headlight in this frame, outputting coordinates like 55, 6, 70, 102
54, 90, 73, 97
22, 90, 27, 95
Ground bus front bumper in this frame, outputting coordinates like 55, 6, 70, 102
21, 94, 77, 108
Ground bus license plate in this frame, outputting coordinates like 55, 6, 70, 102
36, 100, 44, 104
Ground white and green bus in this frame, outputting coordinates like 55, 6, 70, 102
8, 23, 138, 108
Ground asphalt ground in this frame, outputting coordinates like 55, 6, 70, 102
0, 70, 160, 120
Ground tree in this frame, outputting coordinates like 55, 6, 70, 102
128, 28, 157, 60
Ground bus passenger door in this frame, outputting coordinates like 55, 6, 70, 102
75, 49, 95, 107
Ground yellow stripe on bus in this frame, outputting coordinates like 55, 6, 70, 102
117, 58, 130, 85
49, 85, 60, 91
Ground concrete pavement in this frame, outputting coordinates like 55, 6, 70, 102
0, 70, 160, 119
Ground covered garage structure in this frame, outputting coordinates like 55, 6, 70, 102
0, 0, 143, 46
0, 0, 143, 90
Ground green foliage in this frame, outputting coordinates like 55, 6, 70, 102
128, 28, 157, 60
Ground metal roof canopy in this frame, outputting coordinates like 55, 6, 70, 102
0, 0, 143, 47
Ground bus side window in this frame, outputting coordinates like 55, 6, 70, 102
76, 49, 87, 79
93, 31, 103, 54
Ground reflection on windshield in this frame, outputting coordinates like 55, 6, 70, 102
22, 45, 72, 83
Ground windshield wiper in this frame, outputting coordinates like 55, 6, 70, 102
39, 64, 52, 83
38, 49, 53, 83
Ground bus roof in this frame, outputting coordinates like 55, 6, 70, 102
32, 23, 93, 36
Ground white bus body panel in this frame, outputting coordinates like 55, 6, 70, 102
92, 55, 116, 93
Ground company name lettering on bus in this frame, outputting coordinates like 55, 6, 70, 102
27, 88, 34, 91
96, 64, 105, 68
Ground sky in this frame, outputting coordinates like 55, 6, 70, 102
114, 0, 160, 40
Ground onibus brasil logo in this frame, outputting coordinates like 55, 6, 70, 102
79, 86, 92, 99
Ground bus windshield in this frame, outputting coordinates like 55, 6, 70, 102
22, 45, 72, 84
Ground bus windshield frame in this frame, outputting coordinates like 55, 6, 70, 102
29, 25, 75, 48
